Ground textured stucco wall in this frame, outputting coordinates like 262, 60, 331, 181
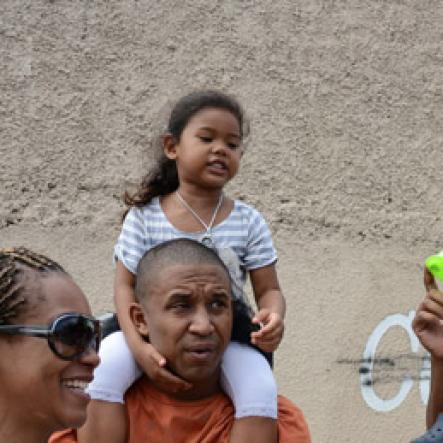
1, 1, 442, 441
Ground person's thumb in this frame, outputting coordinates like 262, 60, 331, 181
147, 346, 167, 367
252, 308, 270, 324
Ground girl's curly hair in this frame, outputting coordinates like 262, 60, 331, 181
123, 89, 248, 220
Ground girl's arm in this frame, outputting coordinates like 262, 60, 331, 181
228, 265, 283, 443
249, 263, 286, 352
114, 260, 191, 391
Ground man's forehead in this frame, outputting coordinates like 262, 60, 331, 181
150, 263, 230, 287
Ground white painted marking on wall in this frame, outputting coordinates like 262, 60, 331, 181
361, 310, 430, 412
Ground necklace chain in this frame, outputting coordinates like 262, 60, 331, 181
175, 191, 224, 235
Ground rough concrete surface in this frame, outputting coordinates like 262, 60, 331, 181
1, 1, 442, 441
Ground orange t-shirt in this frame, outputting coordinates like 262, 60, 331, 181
50, 378, 311, 443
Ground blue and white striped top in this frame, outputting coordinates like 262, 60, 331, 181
114, 197, 277, 298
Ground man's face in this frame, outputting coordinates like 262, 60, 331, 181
135, 263, 233, 384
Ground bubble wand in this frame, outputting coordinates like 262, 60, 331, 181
426, 250, 443, 281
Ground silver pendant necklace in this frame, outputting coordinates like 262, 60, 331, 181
175, 191, 224, 248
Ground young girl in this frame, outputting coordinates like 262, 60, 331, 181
80, 90, 286, 443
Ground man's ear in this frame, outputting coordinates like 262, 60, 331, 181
163, 133, 178, 160
129, 302, 149, 338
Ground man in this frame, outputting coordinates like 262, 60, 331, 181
411, 268, 443, 442
51, 239, 311, 442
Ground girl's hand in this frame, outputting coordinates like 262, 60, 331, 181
135, 341, 193, 393
250, 308, 284, 353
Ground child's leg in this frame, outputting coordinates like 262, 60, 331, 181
77, 400, 128, 443
221, 342, 278, 443
78, 331, 142, 443
87, 331, 141, 402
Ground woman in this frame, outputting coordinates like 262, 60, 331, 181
0, 247, 100, 443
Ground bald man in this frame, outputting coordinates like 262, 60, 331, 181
51, 239, 311, 442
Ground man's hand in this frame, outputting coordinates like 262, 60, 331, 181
250, 309, 284, 353
412, 269, 443, 359
135, 341, 192, 393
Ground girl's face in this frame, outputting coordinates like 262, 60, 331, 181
0, 273, 99, 433
165, 107, 243, 190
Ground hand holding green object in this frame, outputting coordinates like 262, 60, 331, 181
426, 250, 443, 281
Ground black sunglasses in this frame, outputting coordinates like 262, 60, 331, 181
0, 313, 101, 361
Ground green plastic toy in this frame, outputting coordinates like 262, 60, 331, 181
426, 250, 443, 281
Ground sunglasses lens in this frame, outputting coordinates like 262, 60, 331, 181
52, 315, 99, 359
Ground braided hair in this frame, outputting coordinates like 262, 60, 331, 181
0, 247, 66, 325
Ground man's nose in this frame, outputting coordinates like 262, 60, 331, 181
188, 308, 215, 335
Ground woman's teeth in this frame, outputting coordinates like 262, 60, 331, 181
62, 380, 89, 391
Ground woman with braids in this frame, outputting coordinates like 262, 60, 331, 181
0, 248, 100, 443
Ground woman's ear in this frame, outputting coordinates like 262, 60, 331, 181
129, 302, 149, 338
163, 133, 178, 160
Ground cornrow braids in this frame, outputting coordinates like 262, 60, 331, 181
0, 247, 66, 325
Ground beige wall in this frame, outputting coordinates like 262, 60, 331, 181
1, 1, 442, 441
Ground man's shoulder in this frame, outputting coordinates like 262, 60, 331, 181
126, 381, 310, 443
48, 392, 311, 443
277, 395, 312, 443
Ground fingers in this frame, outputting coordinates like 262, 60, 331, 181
251, 311, 284, 353
138, 343, 192, 392
251, 332, 282, 347
413, 309, 441, 334
251, 322, 283, 340
254, 338, 280, 353
413, 294, 443, 336
251, 314, 284, 352
153, 367, 193, 392
251, 325, 270, 338
252, 311, 283, 336
146, 344, 167, 367
424, 267, 439, 292
412, 310, 443, 358
252, 309, 270, 325
256, 344, 275, 353
423, 292, 443, 317
252, 339, 281, 352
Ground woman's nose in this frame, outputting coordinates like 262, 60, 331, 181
79, 347, 100, 368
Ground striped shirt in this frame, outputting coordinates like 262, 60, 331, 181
114, 197, 277, 300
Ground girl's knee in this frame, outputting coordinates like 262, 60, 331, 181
88, 331, 141, 400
